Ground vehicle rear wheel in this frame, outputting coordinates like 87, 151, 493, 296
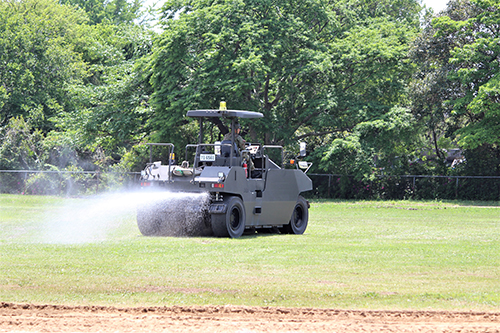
137, 198, 212, 237
281, 196, 308, 235
137, 207, 162, 236
211, 196, 246, 238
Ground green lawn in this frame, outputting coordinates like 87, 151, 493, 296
0, 194, 499, 310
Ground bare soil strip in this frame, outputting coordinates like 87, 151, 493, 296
1, 302, 500, 333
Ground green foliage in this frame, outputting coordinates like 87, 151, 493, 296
62, 24, 154, 154
1, 0, 500, 183
0, 116, 44, 193
409, 0, 500, 177
0, 116, 44, 170
0, 0, 87, 132
24, 165, 93, 196
321, 136, 371, 178
0, 0, 154, 175
317, 107, 421, 180
152, 0, 330, 145
432, 0, 500, 150
59, 0, 142, 25
150, 0, 421, 177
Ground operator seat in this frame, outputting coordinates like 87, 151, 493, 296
220, 140, 240, 157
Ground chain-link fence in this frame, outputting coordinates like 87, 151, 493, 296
0, 170, 141, 196
1, 170, 499, 200
307, 174, 500, 201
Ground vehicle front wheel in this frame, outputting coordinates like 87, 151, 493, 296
281, 196, 308, 235
211, 196, 246, 238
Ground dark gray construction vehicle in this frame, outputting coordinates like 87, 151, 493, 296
137, 106, 312, 238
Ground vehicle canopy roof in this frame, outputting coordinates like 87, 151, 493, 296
186, 109, 263, 119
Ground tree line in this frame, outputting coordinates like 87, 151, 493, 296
0, 0, 499, 198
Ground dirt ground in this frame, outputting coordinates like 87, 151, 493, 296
1, 303, 500, 333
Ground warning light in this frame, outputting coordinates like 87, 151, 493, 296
220, 101, 227, 110
290, 159, 295, 165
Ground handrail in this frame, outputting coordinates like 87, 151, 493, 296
146, 143, 175, 181
263, 145, 284, 168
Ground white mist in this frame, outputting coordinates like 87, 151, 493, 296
42, 191, 209, 244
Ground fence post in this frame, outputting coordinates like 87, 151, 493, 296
413, 176, 416, 197
455, 177, 459, 198
24, 171, 27, 195
96, 171, 99, 194
328, 174, 331, 198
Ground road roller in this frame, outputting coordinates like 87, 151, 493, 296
137, 105, 312, 238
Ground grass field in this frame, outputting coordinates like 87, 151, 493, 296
0, 193, 499, 310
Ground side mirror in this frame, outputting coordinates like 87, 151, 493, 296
299, 142, 307, 157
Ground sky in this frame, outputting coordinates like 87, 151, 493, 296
422, 0, 449, 13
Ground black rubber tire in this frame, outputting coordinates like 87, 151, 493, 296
137, 207, 162, 236
281, 196, 308, 235
211, 196, 246, 238
137, 199, 212, 237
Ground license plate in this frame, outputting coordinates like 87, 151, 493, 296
200, 154, 216, 162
